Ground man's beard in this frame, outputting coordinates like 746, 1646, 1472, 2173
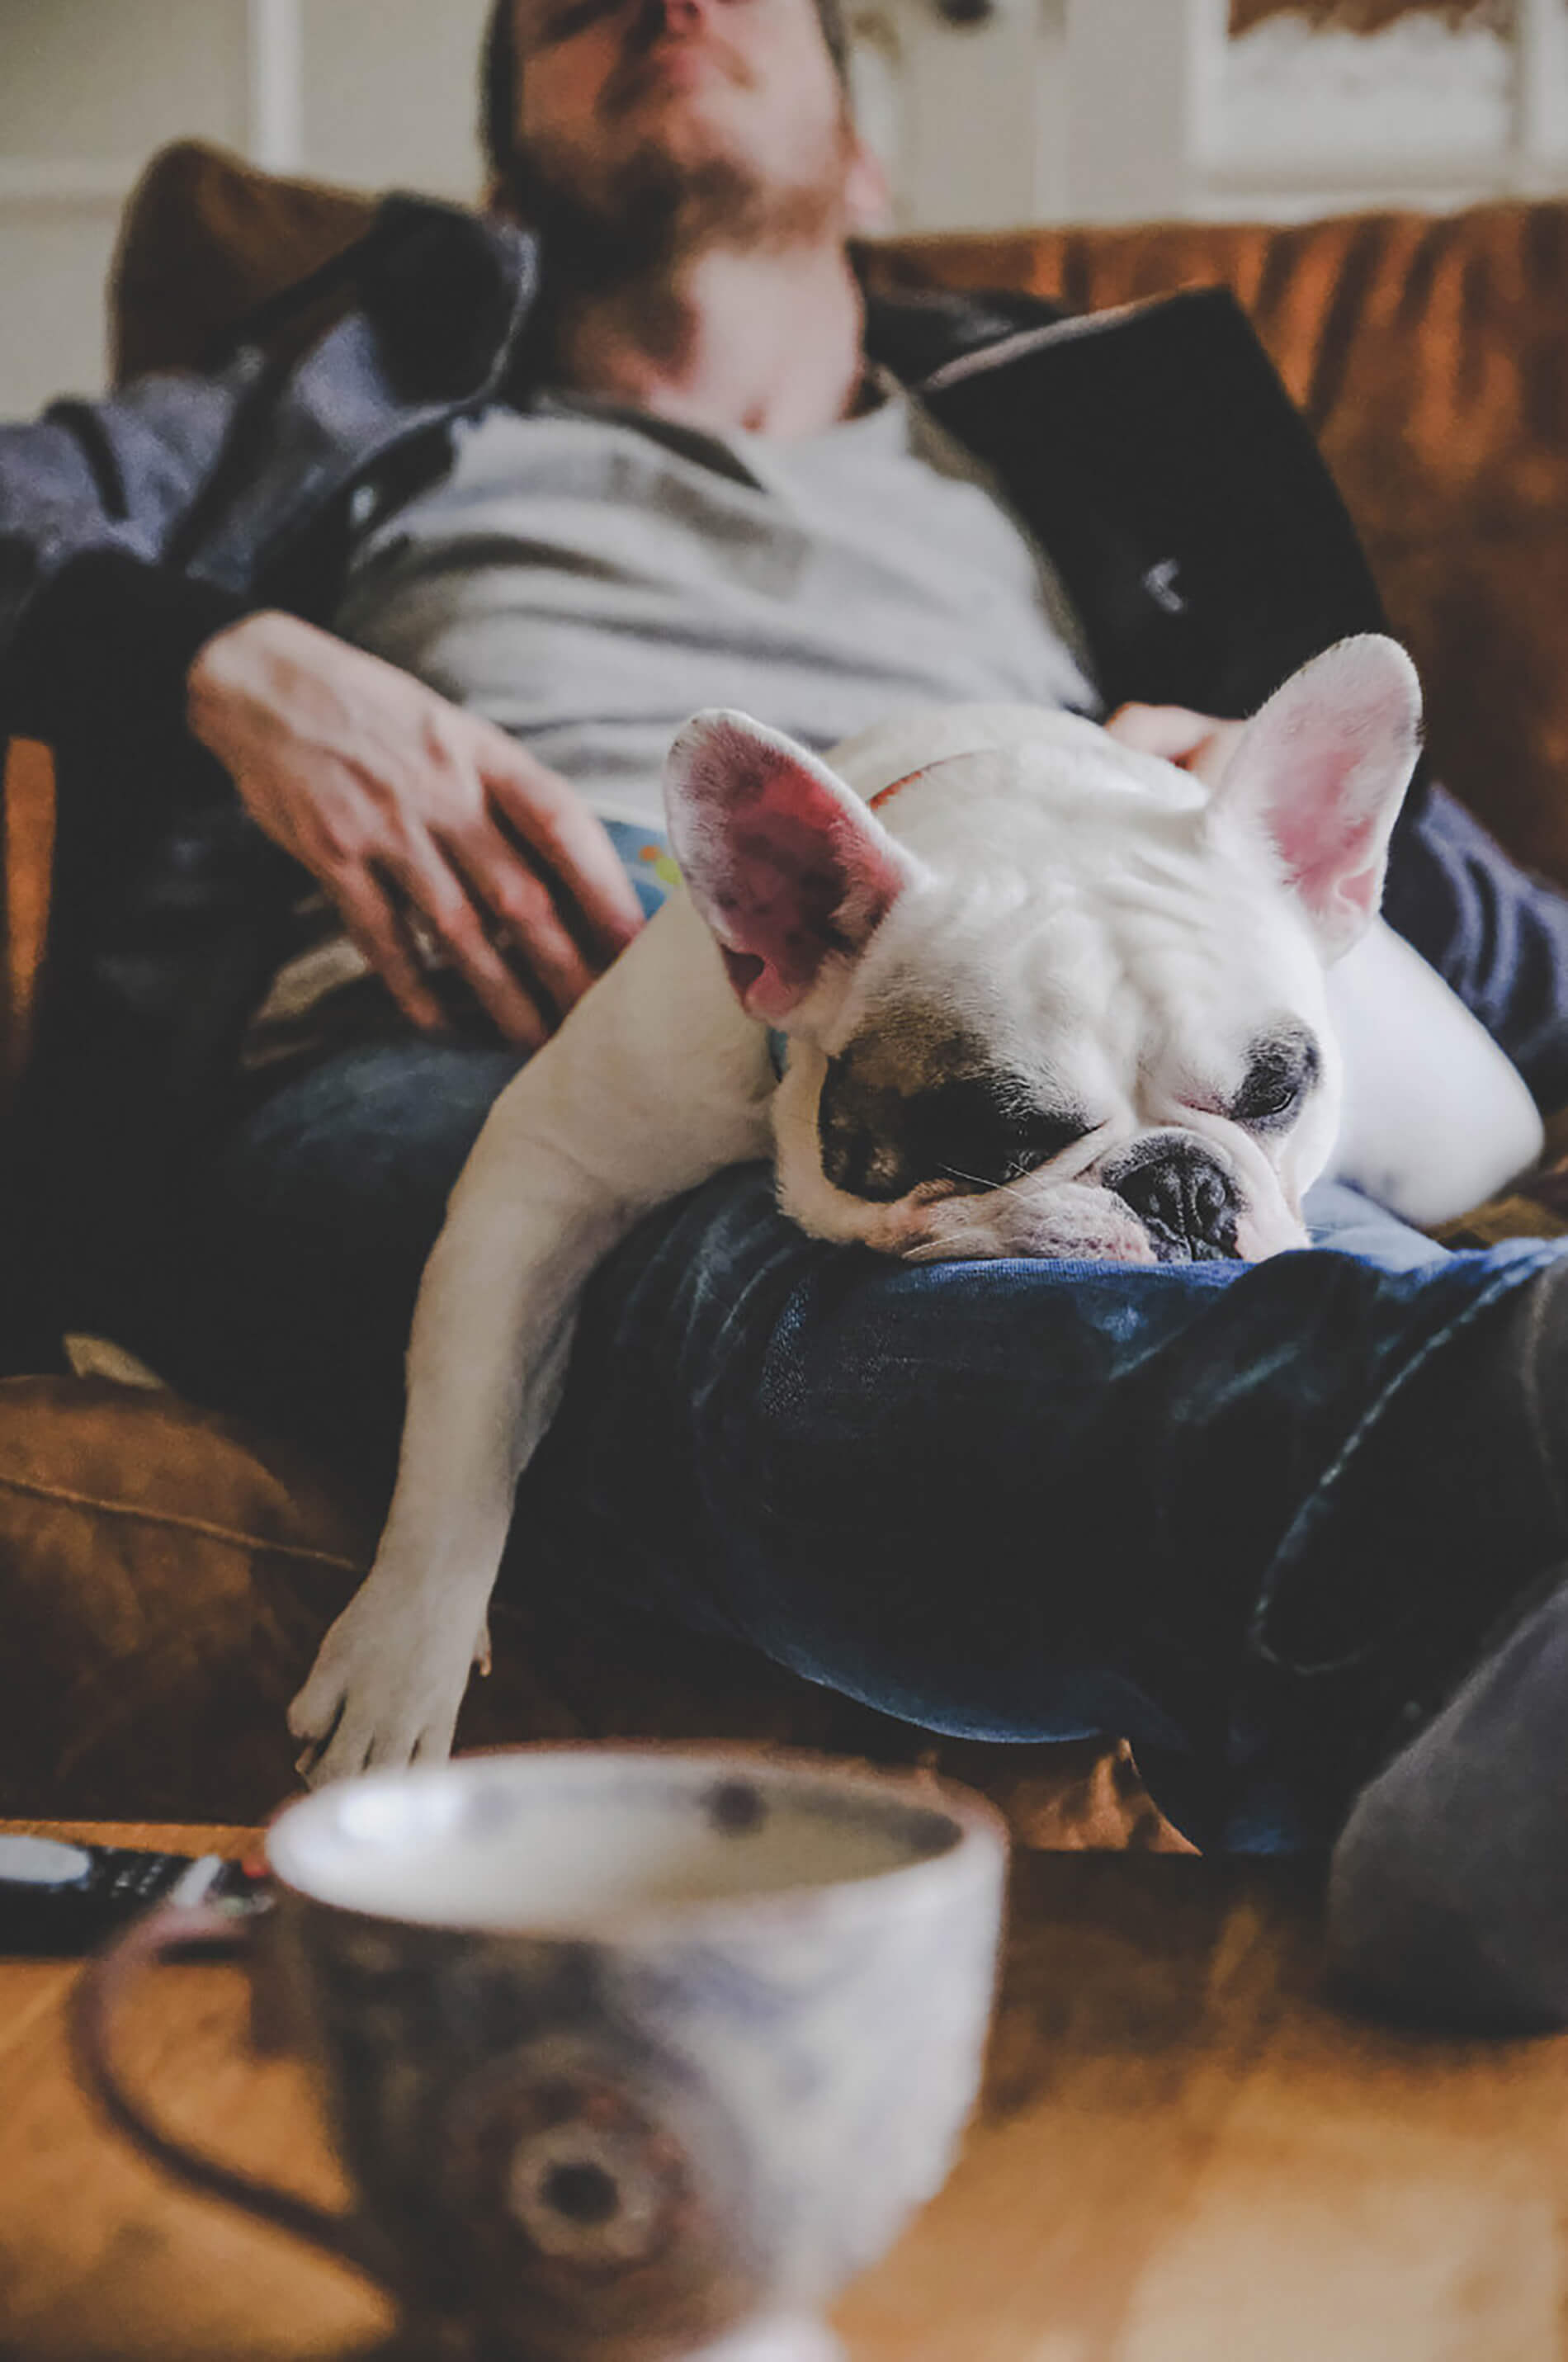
498, 112, 854, 297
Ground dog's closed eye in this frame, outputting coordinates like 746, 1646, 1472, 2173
1229, 1024, 1320, 1134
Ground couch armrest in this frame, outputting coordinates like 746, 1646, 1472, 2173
2, 738, 55, 1106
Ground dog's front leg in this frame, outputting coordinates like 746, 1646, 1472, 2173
288, 893, 773, 1783
287, 1145, 631, 1783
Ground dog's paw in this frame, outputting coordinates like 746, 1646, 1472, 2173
287, 1569, 492, 1788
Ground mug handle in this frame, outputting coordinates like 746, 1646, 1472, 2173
73, 1901, 371, 2274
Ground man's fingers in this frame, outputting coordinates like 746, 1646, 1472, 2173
1104, 703, 1247, 790
409, 1707, 461, 1765
390, 850, 550, 1047
480, 739, 645, 953
461, 824, 600, 1014
331, 867, 452, 1035
1103, 702, 1218, 763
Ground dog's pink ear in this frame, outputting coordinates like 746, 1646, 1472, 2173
664, 710, 919, 1023
1210, 635, 1423, 958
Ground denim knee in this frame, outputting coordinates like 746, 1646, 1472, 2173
529, 1166, 1568, 1846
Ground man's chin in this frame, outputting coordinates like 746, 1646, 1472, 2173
506, 116, 852, 284
607, 103, 755, 191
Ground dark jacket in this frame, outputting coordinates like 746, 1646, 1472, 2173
0, 196, 1561, 1170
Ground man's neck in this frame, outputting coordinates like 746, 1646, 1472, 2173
546, 241, 867, 439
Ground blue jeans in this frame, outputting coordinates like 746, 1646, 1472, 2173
113, 1032, 1568, 1857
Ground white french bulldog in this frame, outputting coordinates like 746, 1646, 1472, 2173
289, 635, 1543, 1784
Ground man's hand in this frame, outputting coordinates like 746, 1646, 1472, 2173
188, 611, 645, 1046
1104, 702, 1247, 791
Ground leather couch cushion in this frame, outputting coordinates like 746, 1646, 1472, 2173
0, 1376, 370, 1818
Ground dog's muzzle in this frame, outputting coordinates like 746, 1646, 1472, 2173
1103, 1137, 1242, 1264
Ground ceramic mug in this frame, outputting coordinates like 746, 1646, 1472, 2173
76, 1746, 1008, 2362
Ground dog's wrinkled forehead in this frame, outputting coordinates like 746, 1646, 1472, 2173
812, 734, 1335, 1207
842, 749, 1311, 1072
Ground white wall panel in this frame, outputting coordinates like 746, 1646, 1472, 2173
0, 209, 113, 412
0, 0, 251, 411
0, 0, 248, 161
895, 7, 1047, 230
300, 0, 494, 198
1030, 0, 1071, 227
1062, 0, 1221, 223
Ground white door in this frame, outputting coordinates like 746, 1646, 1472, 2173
0, 0, 490, 417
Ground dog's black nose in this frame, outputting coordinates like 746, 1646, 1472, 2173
1108, 1140, 1241, 1263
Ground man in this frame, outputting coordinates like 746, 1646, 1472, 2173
6, 0, 1568, 2023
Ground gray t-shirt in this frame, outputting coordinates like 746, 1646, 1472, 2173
245, 376, 1098, 1065
334, 372, 1097, 833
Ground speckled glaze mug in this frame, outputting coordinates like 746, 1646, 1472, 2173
77, 1746, 1008, 2362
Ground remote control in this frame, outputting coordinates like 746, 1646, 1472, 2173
0, 1834, 269, 1956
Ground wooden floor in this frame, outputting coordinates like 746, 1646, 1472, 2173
2, 1822, 1566, 2360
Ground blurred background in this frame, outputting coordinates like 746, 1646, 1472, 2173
3, 0, 1568, 415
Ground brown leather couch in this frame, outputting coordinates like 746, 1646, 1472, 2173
6, 142, 1568, 1835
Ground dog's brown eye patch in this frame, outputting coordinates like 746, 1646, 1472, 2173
1231, 1024, 1320, 1133
818, 1026, 1087, 1202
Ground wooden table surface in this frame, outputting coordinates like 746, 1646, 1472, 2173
2, 1821, 1566, 2361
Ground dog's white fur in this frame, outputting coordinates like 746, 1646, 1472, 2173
290, 638, 1543, 1783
